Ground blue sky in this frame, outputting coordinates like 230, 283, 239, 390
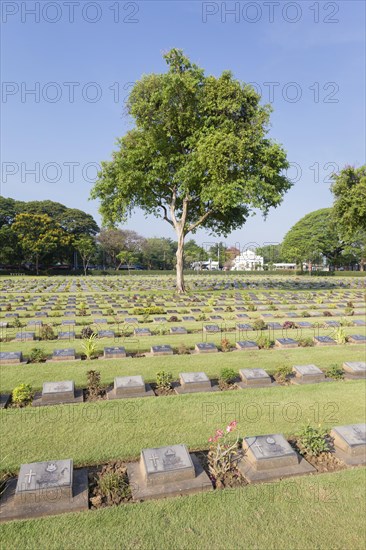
1, 0, 365, 250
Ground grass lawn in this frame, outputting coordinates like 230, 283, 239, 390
0, 468, 365, 549
1, 378, 365, 472
0, 343, 365, 392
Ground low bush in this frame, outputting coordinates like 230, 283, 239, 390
219, 368, 237, 385
296, 424, 330, 456
156, 371, 173, 390
12, 384, 33, 406
29, 347, 47, 363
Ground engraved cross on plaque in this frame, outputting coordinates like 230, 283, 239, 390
149, 455, 159, 469
24, 469, 36, 484
252, 440, 264, 455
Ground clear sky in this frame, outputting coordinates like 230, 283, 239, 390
1, 0, 365, 251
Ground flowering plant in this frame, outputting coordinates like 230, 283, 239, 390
207, 420, 240, 487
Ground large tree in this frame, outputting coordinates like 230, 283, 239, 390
281, 208, 344, 269
331, 165, 366, 270
97, 228, 145, 269
91, 49, 291, 292
12, 213, 72, 274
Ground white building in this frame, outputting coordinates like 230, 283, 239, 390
231, 250, 264, 271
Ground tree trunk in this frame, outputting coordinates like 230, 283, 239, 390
176, 233, 185, 293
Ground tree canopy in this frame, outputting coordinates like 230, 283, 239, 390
91, 48, 291, 291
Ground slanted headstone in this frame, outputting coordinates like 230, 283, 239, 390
203, 324, 220, 333
195, 342, 218, 353
238, 433, 315, 482
0, 351, 23, 364
238, 368, 272, 388
275, 338, 298, 349
15, 332, 35, 342
58, 331, 75, 340
98, 330, 115, 339
170, 326, 187, 335
0, 459, 88, 521
353, 319, 366, 326
330, 424, 366, 466
52, 349, 76, 361
343, 361, 366, 379
127, 444, 212, 500
103, 346, 126, 359
32, 380, 83, 406
236, 323, 253, 331
151, 345, 173, 356
107, 375, 154, 399
134, 328, 151, 337
313, 335, 336, 346
296, 321, 312, 328
267, 322, 282, 330
236, 341, 259, 351
176, 372, 214, 394
291, 364, 326, 384
348, 334, 366, 344
182, 316, 195, 321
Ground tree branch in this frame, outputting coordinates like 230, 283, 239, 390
187, 210, 214, 233
159, 203, 174, 227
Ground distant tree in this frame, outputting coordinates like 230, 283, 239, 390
116, 250, 139, 273
331, 165, 366, 270
0, 225, 23, 266
141, 238, 176, 270
184, 239, 208, 267
75, 236, 97, 276
97, 228, 145, 269
281, 208, 343, 270
256, 244, 284, 265
12, 213, 71, 274
91, 49, 291, 292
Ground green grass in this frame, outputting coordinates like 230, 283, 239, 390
0, 469, 365, 549
1, 343, 364, 392
1, 378, 365, 473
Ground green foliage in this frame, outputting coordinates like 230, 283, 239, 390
297, 337, 314, 347
327, 364, 344, 380
156, 371, 173, 390
96, 467, 131, 505
207, 421, 240, 488
12, 383, 33, 406
81, 326, 95, 339
332, 326, 348, 344
133, 307, 165, 315
274, 364, 292, 382
219, 368, 237, 384
39, 324, 55, 340
91, 49, 290, 291
296, 424, 330, 457
252, 318, 267, 330
281, 208, 343, 267
220, 338, 231, 352
256, 334, 272, 349
29, 347, 47, 363
82, 333, 99, 360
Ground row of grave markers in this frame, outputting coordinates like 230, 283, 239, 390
1, 423, 365, 521
1, 362, 365, 409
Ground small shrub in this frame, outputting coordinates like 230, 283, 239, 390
323, 311, 332, 317
13, 317, 22, 328
256, 334, 272, 349
221, 338, 231, 352
133, 306, 166, 315
87, 370, 102, 399
12, 384, 33, 406
219, 368, 237, 385
252, 319, 267, 330
332, 326, 348, 344
207, 421, 240, 488
225, 306, 233, 312
246, 303, 257, 311
82, 333, 98, 360
339, 317, 353, 327
178, 343, 190, 355
298, 337, 314, 347
344, 307, 354, 316
5, 304, 12, 311
156, 371, 173, 390
40, 324, 55, 340
296, 424, 330, 457
346, 301, 354, 308
81, 326, 95, 339
96, 468, 131, 505
29, 347, 47, 363
301, 311, 310, 317
168, 316, 179, 323
274, 364, 292, 382
327, 364, 344, 380
197, 314, 207, 321
283, 321, 296, 329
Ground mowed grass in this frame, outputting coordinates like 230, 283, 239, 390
1, 377, 365, 472
0, 343, 365, 392
0, 469, 365, 550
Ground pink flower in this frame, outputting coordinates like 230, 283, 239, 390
208, 437, 213, 443
226, 420, 237, 432
215, 429, 224, 438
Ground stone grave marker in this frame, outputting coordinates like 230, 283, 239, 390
127, 444, 212, 500
182, 316, 195, 321
32, 380, 83, 406
238, 368, 272, 388
330, 424, 366, 465
267, 322, 283, 330
176, 372, 215, 394
313, 335, 336, 346
236, 323, 253, 331
134, 328, 151, 337
275, 338, 298, 349
153, 317, 167, 323
291, 364, 326, 384
195, 342, 218, 353
98, 330, 115, 338
107, 375, 154, 399
236, 340, 259, 351
0, 351, 23, 364
52, 349, 76, 361
203, 324, 220, 333
15, 332, 35, 342
353, 319, 366, 326
0, 458, 88, 521
343, 361, 366, 379
348, 334, 366, 344
170, 326, 187, 335
151, 345, 173, 356
237, 433, 315, 483
125, 318, 138, 324
296, 321, 312, 328
103, 346, 127, 359
58, 331, 75, 340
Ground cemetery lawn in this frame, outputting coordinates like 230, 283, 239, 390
1, 468, 365, 550
1, 378, 365, 472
